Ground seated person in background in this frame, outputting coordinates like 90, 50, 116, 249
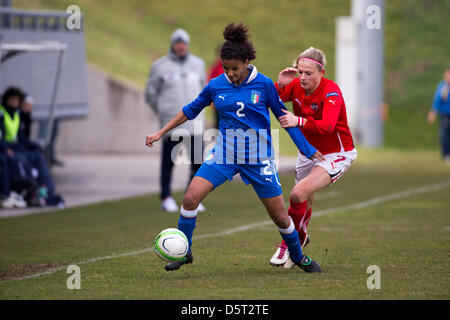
0, 153, 27, 208
0, 86, 65, 208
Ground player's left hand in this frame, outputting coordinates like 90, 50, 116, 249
278, 109, 306, 128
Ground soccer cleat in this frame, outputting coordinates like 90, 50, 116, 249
165, 251, 193, 271
296, 255, 322, 273
283, 236, 311, 269
161, 196, 178, 212
282, 256, 296, 269
271, 235, 310, 269
269, 244, 289, 266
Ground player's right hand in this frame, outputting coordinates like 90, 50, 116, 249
277, 67, 298, 88
310, 150, 325, 162
427, 110, 437, 125
145, 133, 160, 147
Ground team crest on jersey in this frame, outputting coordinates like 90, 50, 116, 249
311, 102, 319, 111
251, 91, 261, 104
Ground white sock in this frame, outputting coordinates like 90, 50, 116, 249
277, 216, 295, 235
180, 206, 198, 218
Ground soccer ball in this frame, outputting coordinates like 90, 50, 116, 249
154, 228, 189, 262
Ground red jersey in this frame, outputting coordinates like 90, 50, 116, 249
208, 59, 224, 82
276, 77, 354, 155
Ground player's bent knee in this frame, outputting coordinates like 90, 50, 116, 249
182, 192, 200, 211
290, 188, 309, 203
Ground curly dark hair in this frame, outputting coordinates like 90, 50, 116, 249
1, 86, 24, 107
220, 22, 256, 62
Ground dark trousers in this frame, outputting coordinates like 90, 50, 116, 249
160, 135, 203, 200
0, 154, 11, 197
440, 115, 450, 158
6, 150, 55, 197
24, 150, 55, 196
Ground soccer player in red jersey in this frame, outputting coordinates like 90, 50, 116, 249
269, 47, 357, 268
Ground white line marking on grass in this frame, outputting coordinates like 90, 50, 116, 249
312, 180, 450, 218
2, 180, 450, 284
194, 221, 272, 240
1, 248, 155, 283
315, 190, 340, 200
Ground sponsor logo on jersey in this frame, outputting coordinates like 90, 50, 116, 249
326, 92, 339, 98
251, 91, 261, 104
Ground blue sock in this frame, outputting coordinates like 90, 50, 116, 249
178, 207, 198, 252
278, 218, 303, 264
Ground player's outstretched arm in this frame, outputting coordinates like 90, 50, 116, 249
266, 80, 324, 160
278, 109, 308, 128
273, 109, 322, 160
277, 109, 324, 161
145, 111, 188, 147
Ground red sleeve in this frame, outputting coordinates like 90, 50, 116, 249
303, 85, 343, 135
275, 78, 298, 103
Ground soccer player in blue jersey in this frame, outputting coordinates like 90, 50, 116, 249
146, 22, 323, 273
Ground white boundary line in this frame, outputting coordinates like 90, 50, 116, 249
1, 180, 450, 284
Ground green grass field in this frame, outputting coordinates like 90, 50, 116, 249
0, 148, 449, 299
2, 0, 448, 302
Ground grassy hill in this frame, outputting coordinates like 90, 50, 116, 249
14, 0, 450, 153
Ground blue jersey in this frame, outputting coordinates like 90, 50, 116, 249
182, 65, 317, 165
432, 81, 450, 116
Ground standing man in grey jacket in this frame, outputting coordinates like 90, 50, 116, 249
145, 28, 206, 212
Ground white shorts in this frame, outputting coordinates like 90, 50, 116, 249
295, 148, 357, 184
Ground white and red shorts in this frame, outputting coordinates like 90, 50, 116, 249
295, 148, 357, 184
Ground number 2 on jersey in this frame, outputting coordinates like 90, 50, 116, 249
236, 102, 245, 118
